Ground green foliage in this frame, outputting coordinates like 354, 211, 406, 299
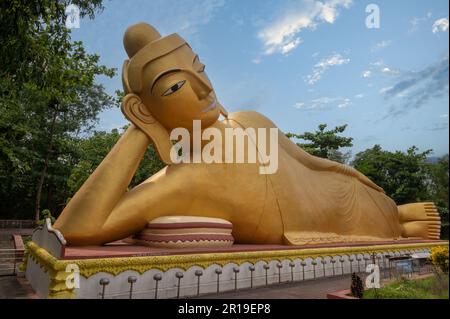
37, 209, 55, 226
350, 273, 364, 298
67, 127, 165, 197
363, 275, 449, 299
430, 246, 449, 273
352, 145, 432, 205
286, 124, 353, 163
0, 1, 117, 220
427, 156, 449, 238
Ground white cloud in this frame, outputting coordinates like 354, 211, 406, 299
379, 86, 393, 95
362, 70, 372, 78
381, 67, 400, 76
337, 98, 352, 108
306, 53, 350, 85
258, 0, 353, 55
144, 0, 225, 36
409, 13, 432, 33
380, 56, 449, 117
432, 18, 449, 33
252, 58, 262, 64
354, 93, 364, 98
440, 113, 449, 119
371, 40, 392, 52
281, 38, 303, 55
294, 96, 352, 110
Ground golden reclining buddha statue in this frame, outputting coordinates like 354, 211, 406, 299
54, 23, 441, 246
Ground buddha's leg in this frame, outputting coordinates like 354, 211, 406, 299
398, 202, 441, 240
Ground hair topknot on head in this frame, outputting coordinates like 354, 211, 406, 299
123, 22, 161, 58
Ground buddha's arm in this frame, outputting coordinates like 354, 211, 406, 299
54, 124, 151, 235
279, 132, 384, 193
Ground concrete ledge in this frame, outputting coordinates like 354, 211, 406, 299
23, 239, 448, 299
327, 289, 358, 299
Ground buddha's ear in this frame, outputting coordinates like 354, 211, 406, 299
216, 101, 228, 118
121, 94, 173, 164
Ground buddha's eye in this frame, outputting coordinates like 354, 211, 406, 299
162, 80, 186, 96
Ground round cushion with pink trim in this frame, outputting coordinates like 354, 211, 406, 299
133, 216, 234, 248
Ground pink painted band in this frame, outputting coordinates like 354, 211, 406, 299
146, 222, 233, 230
134, 234, 234, 242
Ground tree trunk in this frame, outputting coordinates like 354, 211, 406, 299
34, 107, 58, 222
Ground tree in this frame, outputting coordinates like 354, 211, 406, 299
286, 124, 353, 163
352, 145, 432, 205
0, 1, 117, 221
67, 127, 165, 197
427, 155, 449, 239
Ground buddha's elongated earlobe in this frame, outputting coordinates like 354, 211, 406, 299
217, 101, 228, 118
121, 94, 173, 164
122, 60, 132, 94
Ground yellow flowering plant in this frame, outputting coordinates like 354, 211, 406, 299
430, 246, 449, 273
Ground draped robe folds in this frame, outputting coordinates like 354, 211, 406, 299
226, 111, 402, 245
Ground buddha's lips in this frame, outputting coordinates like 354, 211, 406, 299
202, 99, 216, 113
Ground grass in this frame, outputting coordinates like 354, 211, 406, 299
363, 273, 449, 299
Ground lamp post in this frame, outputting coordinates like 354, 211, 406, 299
99, 278, 109, 299
153, 273, 162, 299
195, 270, 203, 296
249, 265, 256, 288
339, 257, 345, 275
301, 261, 307, 280
263, 264, 270, 286
215, 268, 222, 293
127, 276, 137, 299
321, 259, 327, 277
331, 259, 336, 276
175, 272, 184, 299
289, 262, 295, 282
233, 267, 240, 291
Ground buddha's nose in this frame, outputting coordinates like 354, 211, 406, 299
190, 73, 213, 100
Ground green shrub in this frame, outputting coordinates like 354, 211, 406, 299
350, 273, 364, 298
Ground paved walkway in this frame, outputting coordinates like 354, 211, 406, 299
0, 228, 33, 249
0, 276, 37, 299
197, 275, 355, 299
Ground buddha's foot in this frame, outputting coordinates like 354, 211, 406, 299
398, 202, 441, 240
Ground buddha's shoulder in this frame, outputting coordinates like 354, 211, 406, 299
226, 110, 277, 129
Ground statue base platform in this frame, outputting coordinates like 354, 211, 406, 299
23, 220, 449, 298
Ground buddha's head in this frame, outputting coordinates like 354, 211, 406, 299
121, 22, 227, 164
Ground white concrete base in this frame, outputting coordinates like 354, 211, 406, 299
73, 249, 427, 299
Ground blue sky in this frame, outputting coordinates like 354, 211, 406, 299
71, 0, 449, 156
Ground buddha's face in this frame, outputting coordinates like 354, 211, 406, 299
139, 44, 220, 131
